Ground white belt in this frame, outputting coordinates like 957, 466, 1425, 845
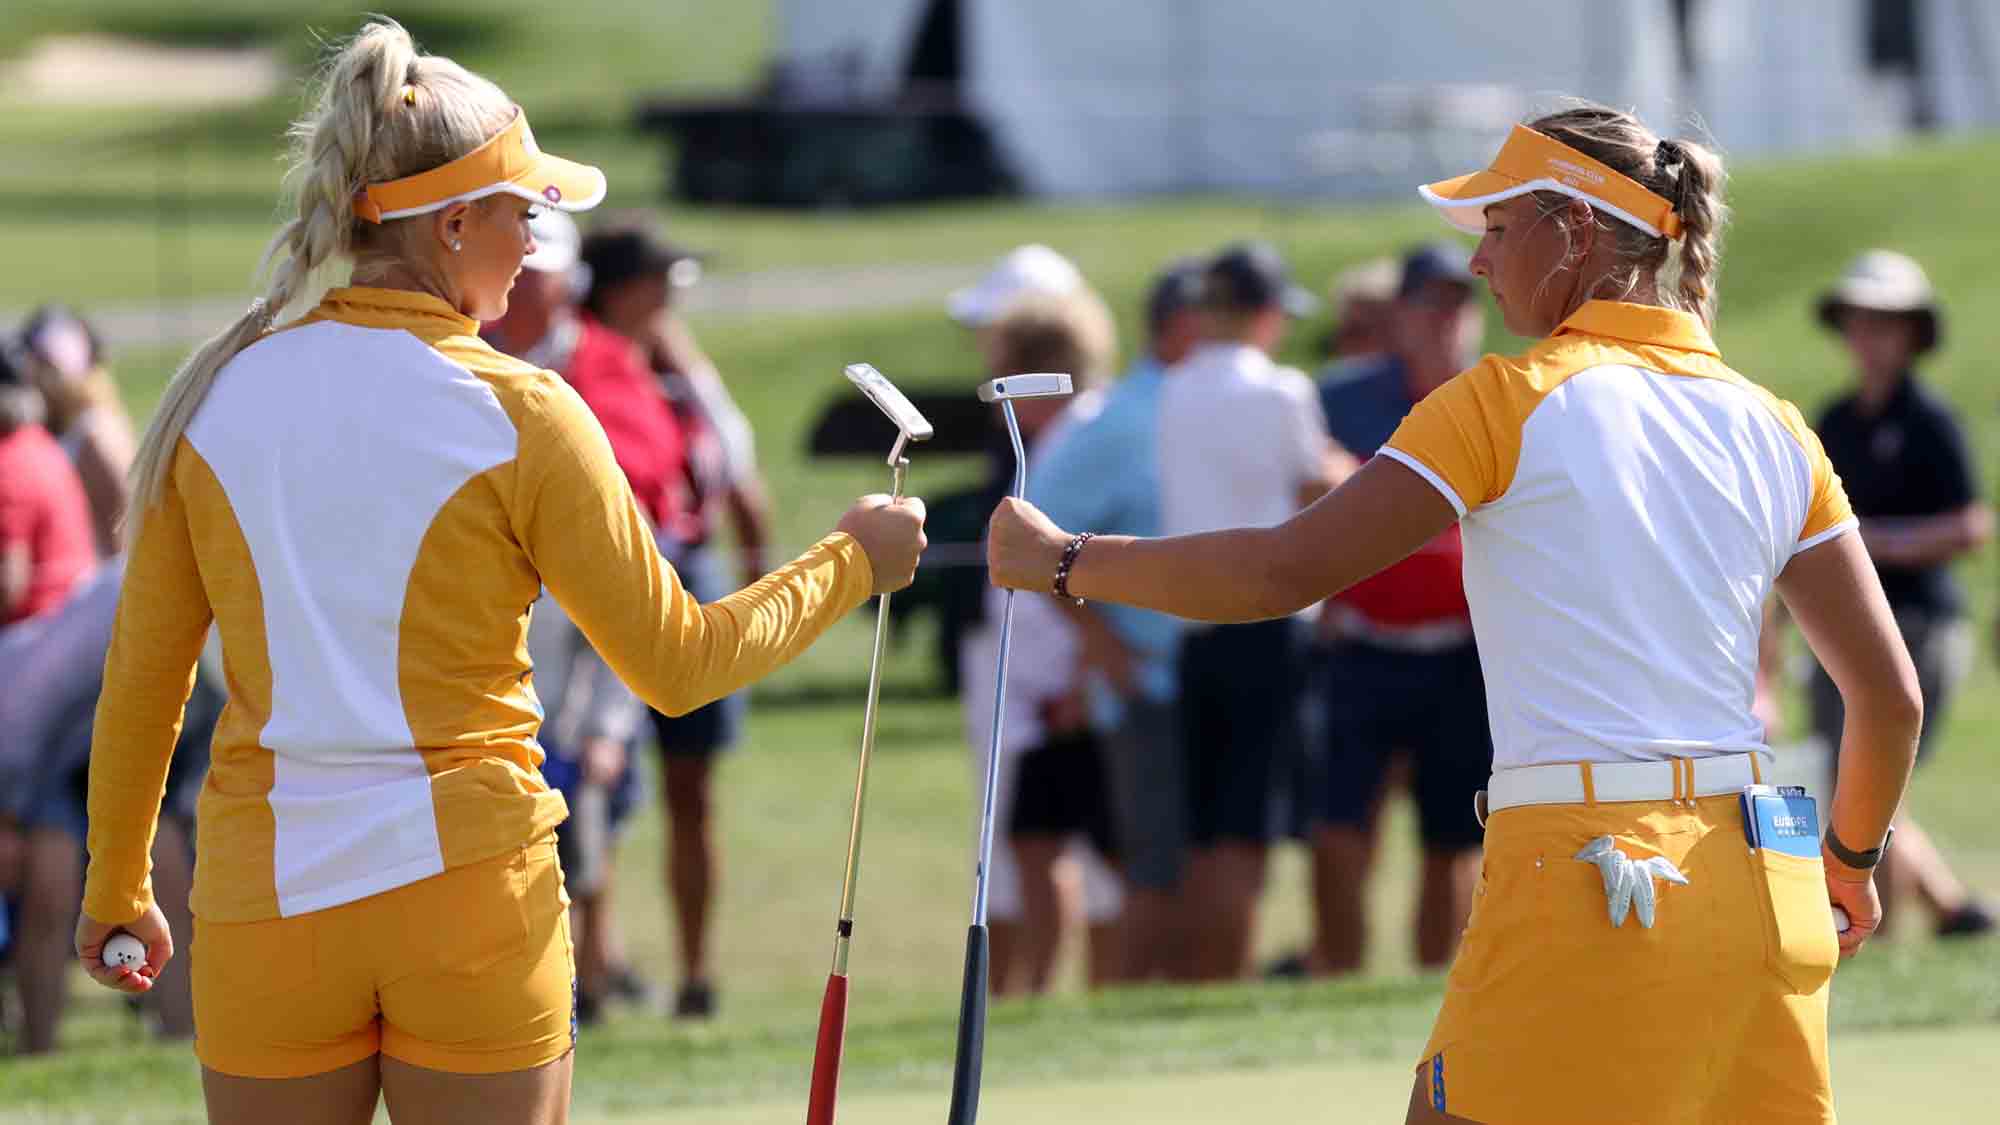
1477, 752, 1768, 823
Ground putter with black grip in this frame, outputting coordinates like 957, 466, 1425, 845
946, 372, 1073, 1125
805, 364, 933, 1125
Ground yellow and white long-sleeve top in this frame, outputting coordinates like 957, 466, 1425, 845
85, 287, 873, 924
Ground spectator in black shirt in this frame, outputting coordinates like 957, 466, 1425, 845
1809, 250, 1993, 939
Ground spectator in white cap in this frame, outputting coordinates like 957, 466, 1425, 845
1807, 249, 1993, 940
484, 208, 587, 369
951, 244, 1089, 371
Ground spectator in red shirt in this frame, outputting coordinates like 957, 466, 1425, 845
578, 217, 744, 1020
1, 351, 94, 626
1308, 244, 1491, 975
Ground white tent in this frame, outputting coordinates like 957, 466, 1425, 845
1924, 0, 2000, 130
778, 0, 1959, 200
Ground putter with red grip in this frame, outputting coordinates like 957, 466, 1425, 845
804, 364, 932, 1125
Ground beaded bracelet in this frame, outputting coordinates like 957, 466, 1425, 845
1053, 532, 1094, 605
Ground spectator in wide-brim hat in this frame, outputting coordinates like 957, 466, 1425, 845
1807, 249, 1994, 941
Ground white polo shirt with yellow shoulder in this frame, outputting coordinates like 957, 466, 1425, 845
1383, 300, 1853, 769
1381, 300, 1856, 1125
83, 287, 872, 1077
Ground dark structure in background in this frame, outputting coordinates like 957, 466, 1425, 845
636, 0, 1014, 207
1667, 0, 1932, 125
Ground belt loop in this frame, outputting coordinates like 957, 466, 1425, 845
1669, 758, 1684, 805
1749, 752, 1763, 785
1682, 758, 1695, 806
1579, 762, 1597, 806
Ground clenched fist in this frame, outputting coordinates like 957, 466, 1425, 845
985, 497, 1070, 593
838, 494, 928, 594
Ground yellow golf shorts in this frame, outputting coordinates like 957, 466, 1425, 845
1419, 794, 1839, 1124
193, 836, 574, 1079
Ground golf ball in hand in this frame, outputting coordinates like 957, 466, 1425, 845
1831, 907, 1851, 933
102, 933, 147, 971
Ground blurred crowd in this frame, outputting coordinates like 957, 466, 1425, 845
2, 217, 1993, 1052
945, 236, 1996, 994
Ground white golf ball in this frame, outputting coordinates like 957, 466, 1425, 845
1831, 907, 1851, 933
102, 933, 147, 971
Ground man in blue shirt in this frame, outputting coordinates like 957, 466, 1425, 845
1027, 259, 1204, 981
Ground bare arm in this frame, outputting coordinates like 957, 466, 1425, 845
1775, 530, 1922, 952
724, 474, 775, 582
989, 455, 1457, 623
1, 542, 28, 620
74, 419, 137, 556
1296, 443, 1362, 508
1858, 503, 1992, 567
518, 379, 920, 719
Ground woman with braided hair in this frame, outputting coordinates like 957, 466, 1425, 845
989, 102, 1920, 1124
72, 19, 924, 1124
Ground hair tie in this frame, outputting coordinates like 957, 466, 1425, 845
1655, 139, 1683, 169
401, 85, 417, 107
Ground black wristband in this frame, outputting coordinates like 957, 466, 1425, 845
1824, 823, 1894, 870
1053, 532, 1094, 605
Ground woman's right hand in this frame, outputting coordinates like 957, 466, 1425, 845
76, 903, 173, 994
1823, 857, 1882, 958
838, 494, 927, 595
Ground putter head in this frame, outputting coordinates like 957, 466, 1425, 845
845, 364, 934, 443
977, 373, 1073, 403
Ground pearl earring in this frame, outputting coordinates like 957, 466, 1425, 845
450, 239, 463, 253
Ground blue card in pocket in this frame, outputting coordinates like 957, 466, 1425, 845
1739, 784, 1821, 859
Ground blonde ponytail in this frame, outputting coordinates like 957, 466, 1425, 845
1660, 138, 1728, 327
128, 17, 514, 516
1524, 103, 1732, 329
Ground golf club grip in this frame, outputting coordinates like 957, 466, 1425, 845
944, 924, 989, 1125
805, 973, 849, 1125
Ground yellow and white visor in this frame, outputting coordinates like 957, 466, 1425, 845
1419, 125, 1683, 241
354, 107, 606, 224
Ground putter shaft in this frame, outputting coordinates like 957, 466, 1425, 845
971, 400, 1027, 926
829, 458, 907, 975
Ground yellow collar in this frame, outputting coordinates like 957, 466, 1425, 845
1553, 301, 1718, 356
315, 286, 481, 337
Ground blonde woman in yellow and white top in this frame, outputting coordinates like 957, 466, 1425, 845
989, 103, 1918, 1125
72, 20, 925, 1125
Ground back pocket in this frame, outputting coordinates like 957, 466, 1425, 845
1750, 849, 1839, 995
417, 847, 532, 976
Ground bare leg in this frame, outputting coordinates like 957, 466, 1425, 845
202, 1057, 381, 1125
1310, 825, 1379, 976
1882, 817, 1971, 921
380, 1052, 573, 1125
146, 818, 198, 1039
573, 890, 609, 1006
1010, 836, 1069, 994
988, 920, 1024, 996
661, 758, 716, 990
1085, 922, 1122, 988
1119, 887, 1183, 982
18, 827, 80, 1054
1414, 848, 1480, 969
1186, 843, 1267, 981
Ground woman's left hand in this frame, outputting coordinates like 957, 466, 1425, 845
986, 498, 1070, 593
75, 903, 173, 994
